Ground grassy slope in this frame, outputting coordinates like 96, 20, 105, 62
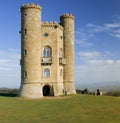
0, 95, 120, 123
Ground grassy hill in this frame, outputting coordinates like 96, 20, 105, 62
0, 95, 120, 123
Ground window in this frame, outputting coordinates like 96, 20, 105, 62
44, 69, 50, 77
24, 14, 27, 16
24, 49, 27, 56
24, 71, 27, 77
44, 33, 49, 37
24, 29, 27, 35
43, 47, 51, 57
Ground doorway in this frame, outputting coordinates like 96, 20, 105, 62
43, 85, 50, 96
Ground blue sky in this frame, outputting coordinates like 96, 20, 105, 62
0, 0, 120, 88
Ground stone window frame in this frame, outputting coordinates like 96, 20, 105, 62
42, 46, 52, 58
44, 68, 50, 78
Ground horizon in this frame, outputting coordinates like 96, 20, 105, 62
0, 0, 120, 89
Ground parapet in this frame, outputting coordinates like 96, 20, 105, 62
60, 14, 74, 20
20, 3, 42, 11
42, 21, 63, 30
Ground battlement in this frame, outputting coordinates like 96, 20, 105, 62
42, 21, 63, 30
20, 3, 42, 11
60, 14, 74, 20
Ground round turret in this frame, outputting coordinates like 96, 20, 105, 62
19, 3, 42, 98
60, 13, 76, 94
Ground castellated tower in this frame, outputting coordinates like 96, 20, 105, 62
19, 3, 76, 98
20, 4, 42, 98
60, 14, 76, 94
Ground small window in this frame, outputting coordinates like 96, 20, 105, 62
24, 49, 27, 56
54, 26, 57, 29
24, 14, 27, 16
44, 69, 50, 77
24, 71, 27, 77
24, 29, 27, 35
44, 33, 49, 37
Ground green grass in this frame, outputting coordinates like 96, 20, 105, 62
0, 95, 120, 123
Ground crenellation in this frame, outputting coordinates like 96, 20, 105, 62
21, 3, 42, 11
42, 22, 63, 30
60, 13, 74, 20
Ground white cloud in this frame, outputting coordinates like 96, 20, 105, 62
113, 15, 120, 20
75, 15, 120, 87
0, 49, 20, 88
78, 51, 100, 59
0, 51, 5, 56
75, 59, 120, 84
86, 22, 120, 39
75, 29, 94, 48
104, 51, 112, 56
75, 39, 93, 47
75, 50, 120, 85
76, 16, 120, 41
104, 23, 120, 28
86, 23, 107, 32
86, 59, 114, 65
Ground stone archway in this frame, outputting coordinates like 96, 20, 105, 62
43, 85, 50, 96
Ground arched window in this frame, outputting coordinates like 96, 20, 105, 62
44, 69, 50, 77
59, 48, 63, 58
43, 47, 51, 57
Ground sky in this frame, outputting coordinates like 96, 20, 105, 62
0, 0, 120, 88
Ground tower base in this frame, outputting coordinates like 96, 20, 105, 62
63, 82, 76, 94
19, 84, 43, 98
19, 82, 66, 98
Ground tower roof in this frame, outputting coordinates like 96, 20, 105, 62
20, 3, 42, 11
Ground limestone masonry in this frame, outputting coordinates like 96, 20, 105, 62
19, 3, 76, 98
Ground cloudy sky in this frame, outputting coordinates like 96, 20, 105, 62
0, 0, 120, 88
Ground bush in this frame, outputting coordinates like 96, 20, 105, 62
76, 88, 89, 94
0, 88, 19, 97
105, 90, 120, 97
82, 88, 89, 94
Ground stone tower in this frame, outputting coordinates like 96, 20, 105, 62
60, 14, 76, 94
19, 3, 76, 98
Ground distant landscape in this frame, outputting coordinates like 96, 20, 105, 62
75, 81, 120, 93
0, 81, 120, 97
